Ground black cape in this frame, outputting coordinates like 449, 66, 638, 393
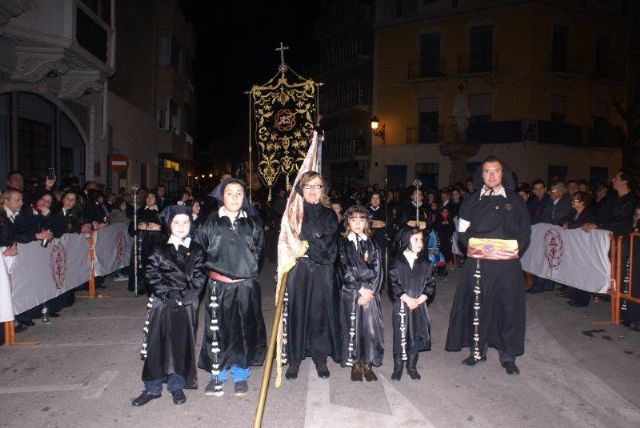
285, 202, 341, 362
338, 236, 384, 366
445, 188, 530, 358
129, 208, 165, 294
388, 252, 435, 354
197, 211, 267, 371
141, 241, 207, 387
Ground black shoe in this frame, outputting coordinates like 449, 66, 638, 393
350, 362, 363, 382
171, 389, 186, 405
362, 364, 377, 382
391, 354, 404, 381
313, 354, 330, 378
24, 320, 35, 326
501, 361, 520, 375
131, 391, 161, 406
285, 360, 301, 380
49, 312, 60, 318
462, 355, 487, 366
14, 323, 28, 333
406, 354, 421, 380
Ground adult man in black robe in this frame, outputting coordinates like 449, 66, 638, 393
446, 156, 530, 375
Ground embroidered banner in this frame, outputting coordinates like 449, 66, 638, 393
94, 223, 132, 276
521, 224, 611, 293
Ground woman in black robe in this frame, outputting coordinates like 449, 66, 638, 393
338, 205, 384, 381
197, 178, 266, 397
132, 205, 207, 406
284, 171, 340, 380
388, 227, 435, 381
445, 156, 530, 375
128, 193, 165, 294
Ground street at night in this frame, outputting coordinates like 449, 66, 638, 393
1, 263, 639, 427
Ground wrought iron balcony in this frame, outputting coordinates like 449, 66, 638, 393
407, 59, 446, 80
326, 137, 369, 161
320, 86, 371, 116
458, 50, 499, 74
406, 126, 440, 144
547, 53, 585, 75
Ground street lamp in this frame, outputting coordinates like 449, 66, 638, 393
371, 116, 385, 144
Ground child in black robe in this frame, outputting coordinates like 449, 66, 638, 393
338, 206, 384, 381
132, 205, 207, 406
198, 178, 266, 397
388, 227, 436, 381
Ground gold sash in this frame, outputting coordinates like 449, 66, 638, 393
467, 238, 518, 260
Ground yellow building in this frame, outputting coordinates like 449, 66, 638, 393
372, 0, 632, 188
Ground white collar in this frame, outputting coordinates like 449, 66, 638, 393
369, 205, 380, 211
167, 234, 191, 251
218, 206, 246, 220
145, 205, 158, 211
5, 207, 18, 221
347, 232, 368, 248
480, 185, 506, 199
403, 249, 419, 268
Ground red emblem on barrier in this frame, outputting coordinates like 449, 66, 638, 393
116, 230, 126, 266
51, 242, 68, 289
543, 228, 564, 270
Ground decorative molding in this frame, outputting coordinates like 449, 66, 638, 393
12, 46, 68, 82
58, 70, 103, 99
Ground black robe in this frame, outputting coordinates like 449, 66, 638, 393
141, 241, 207, 387
285, 202, 340, 362
128, 208, 165, 294
197, 211, 267, 372
388, 252, 435, 355
338, 236, 384, 367
445, 188, 530, 358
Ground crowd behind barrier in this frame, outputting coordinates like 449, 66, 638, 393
1, 224, 131, 344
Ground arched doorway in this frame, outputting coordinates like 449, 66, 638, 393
0, 91, 87, 185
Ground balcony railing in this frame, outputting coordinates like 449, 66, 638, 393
320, 86, 371, 116
407, 59, 446, 79
591, 60, 625, 81
313, 37, 372, 76
458, 50, 499, 74
548, 52, 585, 75
326, 137, 368, 161
406, 126, 440, 144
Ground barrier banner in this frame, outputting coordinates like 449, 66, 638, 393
0, 248, 14, 322
521, 224, 610, 293
10, 234, 91, 315
94, 223, 132, 276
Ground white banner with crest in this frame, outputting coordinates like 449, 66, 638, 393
9, 234, 91, 315
94, 223, 132, 276
520, 224, 611, 293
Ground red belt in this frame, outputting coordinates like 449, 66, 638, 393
208, 271, 243, 283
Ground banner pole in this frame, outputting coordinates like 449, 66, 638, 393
253, 271, 289, 428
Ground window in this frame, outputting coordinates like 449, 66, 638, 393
420, 33, 441, 77
469, 93, 492, 123
552, 25, 568, 72
595, 34, 610, 78
169, 100, 178, 133
157, 107, 168, 130
415, 163, 439, 189
469, 26, 493, 73
418, 97, 439, 144
18, 118, 51, 180
158, 32, 180, 67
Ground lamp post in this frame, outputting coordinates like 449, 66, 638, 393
371, 116, 386, 144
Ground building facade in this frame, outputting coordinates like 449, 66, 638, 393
314, 0, 375, 191
371, 0, 632, 188
108, 0, 196, 193
0, 0, 115, 186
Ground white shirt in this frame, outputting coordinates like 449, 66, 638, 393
5, 207, 17, 223
480, 185, 506, 199
167, 235, 191, 251
347, 232, 368, 249
403, 249, 419, 269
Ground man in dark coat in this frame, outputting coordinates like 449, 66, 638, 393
446, 156, 531, 375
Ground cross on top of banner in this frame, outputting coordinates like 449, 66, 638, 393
276, 42, 289, 76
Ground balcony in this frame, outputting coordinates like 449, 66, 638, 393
547, 53, 585, 76
458, 50, 499, 74
320, 86, 371, 117
406, 126, 440, 144
313, 37, 372, 77
407, 59, 446, 80
591, 60, 625, 82
326, 137, 369, 161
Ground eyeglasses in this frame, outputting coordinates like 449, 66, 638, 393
482, 169, 503, 175
572, 199, 582, 203
303, 184, 323, 190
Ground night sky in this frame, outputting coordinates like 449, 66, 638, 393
180, 1, 320, 156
